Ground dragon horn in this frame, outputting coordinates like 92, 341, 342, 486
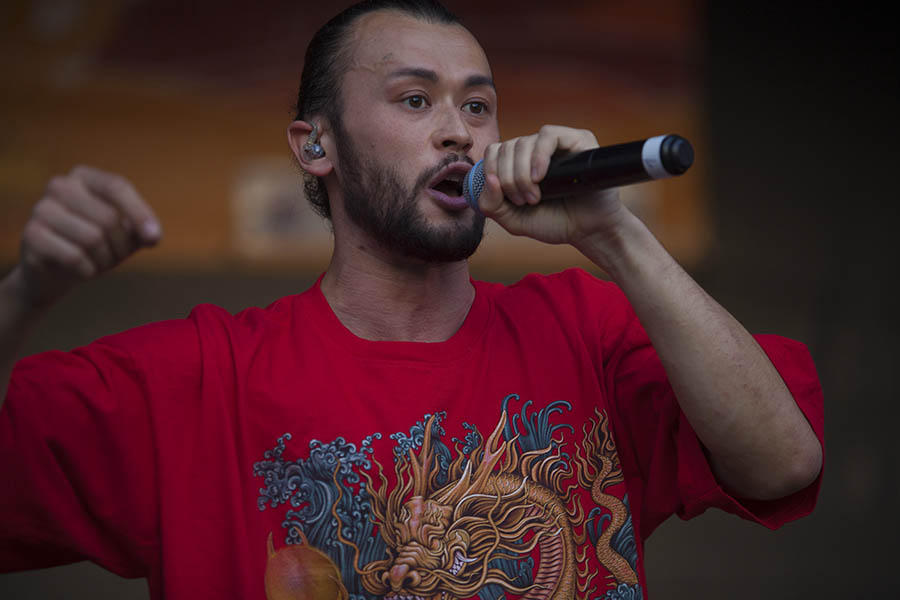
410, 414, 437, 497
466, 412, 510, 492
434, 458, 474, 506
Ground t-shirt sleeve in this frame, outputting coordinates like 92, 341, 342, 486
0, 318, 201, 577
591, 279, 824, 538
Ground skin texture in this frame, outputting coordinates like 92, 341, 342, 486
1, 10, 821, 501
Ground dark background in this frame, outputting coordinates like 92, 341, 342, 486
2, 1, 898, 598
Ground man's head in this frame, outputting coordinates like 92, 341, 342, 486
289, 0, 500, 263
294, 0, 463, 220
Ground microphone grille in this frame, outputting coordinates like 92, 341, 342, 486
463, 161, 485, 214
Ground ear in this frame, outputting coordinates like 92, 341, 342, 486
287, 120, 333, 177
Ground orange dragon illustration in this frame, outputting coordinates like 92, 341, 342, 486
336, 412, 599, 600
258, 400, 641, 600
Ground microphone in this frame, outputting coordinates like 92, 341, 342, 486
463, 134, 694, 212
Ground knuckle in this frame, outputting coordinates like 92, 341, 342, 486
31, 198, 56, 220
84, 229, 106, 252
483, 144, 500, 166
44, 175, 70, 196
59, 247, 87, 270
108, 174, 136, 198
69, 165, 91, 181
96, 209, 119, 231
22, 221, 45, 245
70, 164, 96, 178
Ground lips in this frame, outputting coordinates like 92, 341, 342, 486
426, 162, 473, 211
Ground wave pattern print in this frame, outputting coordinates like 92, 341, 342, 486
253, 433, 386, 599
391, 411, 454, 487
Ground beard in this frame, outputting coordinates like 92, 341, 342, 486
334, 130, 486, 263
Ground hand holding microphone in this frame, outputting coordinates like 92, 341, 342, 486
466, 125, 693, 246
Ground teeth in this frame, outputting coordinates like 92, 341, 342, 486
450, 550, 474, 576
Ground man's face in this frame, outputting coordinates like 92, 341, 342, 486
329, 11, 500, 262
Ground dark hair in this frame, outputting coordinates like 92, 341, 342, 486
294, 0, 462, 219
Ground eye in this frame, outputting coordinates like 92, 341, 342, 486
403, 95, 427, 109
463, 101, 488, 115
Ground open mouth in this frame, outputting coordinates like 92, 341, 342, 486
432, 178, 463, 197
428, 163, 471, 199
449, 550, 476, 575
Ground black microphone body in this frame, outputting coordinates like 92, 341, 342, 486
463, 134, 694, 211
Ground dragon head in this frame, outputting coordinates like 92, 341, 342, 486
361, 496, 477, 599
358, 414, 552, 600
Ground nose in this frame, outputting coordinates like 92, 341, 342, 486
432, 106, 473, 154
387, 563, 421, 591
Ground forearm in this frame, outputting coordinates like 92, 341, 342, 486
577, 210, 822, 500
0, 266, 47, 406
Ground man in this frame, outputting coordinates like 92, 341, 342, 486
0, 1, 823, 599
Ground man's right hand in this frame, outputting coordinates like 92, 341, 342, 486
12, 165, 161, 308
0, 166, 160, 403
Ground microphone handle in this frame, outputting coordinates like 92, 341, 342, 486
539, 134, 693, 199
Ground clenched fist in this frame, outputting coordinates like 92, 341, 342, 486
14, 166, 161, 308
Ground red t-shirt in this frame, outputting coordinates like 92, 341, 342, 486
0, 269, 824, 599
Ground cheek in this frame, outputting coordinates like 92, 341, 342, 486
473, 126, 501, 161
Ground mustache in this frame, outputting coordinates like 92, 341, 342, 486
413, 154, 474, 192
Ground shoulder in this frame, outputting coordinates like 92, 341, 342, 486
173, 290, 312, 353
474, 269, 640, 351
477, 268, 628, 311
33, 291, 307, 374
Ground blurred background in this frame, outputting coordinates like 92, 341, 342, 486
1, 0, 897, 598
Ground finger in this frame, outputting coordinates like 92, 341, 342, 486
46, 175, 138, 262
531, 126, 565, 183
512, 136, 540, 204
32, 198, 116, 271
496, 140, 525, 206
106, 221, 141, 263
531, 125, 597, 182
21, 219, 97, 279
477, 155, 505, 216
70, 166, 162, 245
480, 172, 530, 237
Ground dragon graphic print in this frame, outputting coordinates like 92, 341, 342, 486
253, 394, 642, 600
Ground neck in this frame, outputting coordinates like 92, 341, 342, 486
321, 235, 475, 343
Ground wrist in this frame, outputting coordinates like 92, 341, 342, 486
573, 209, 662, 280
0, 265, 51, 320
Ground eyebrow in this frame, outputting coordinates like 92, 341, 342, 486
386, 67, 495, 90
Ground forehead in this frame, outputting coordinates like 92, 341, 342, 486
344, 11, 492, 80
